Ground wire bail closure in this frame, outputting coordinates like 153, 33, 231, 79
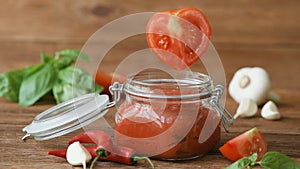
109, 82, 123, 104
210, 85, 234, 132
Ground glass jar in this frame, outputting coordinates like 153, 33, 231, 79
110, 69, 232, 160
22, 69, 232, 161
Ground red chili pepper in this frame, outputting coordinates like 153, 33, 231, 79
49, 130, 112, 159
68, 130, 114, 166
107, 145, 154, 167
48, 146, 98, 159
68, 130, 113, 152
48, 130, 154, 168
48, 146, 154, 169
48, 149, 67, 158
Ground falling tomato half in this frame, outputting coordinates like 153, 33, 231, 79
146, 8, 212, 71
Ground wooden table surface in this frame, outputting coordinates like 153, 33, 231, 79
0, 0, 299, 168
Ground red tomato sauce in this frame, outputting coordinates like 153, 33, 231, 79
114, 94, 221, 160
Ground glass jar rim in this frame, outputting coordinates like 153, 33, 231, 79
123, 69, 214, 100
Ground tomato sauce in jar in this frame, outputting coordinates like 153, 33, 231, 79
112, 69, 229, 160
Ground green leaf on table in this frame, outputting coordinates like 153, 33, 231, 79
22, 64, 41, 77
224, 157, 252, 169
0, 68, 24, 102
55, 49, 85, 59
0, 49, 98, 106
19, 63, 57, 106
58, 66, 94, 89
258, 151, 300, 169
52, 82, 90, 104
40, 51, 54, 63
248, 153, 258, 166
53, 66, 103, 104
58, 66, 103, 91
54, 49, 90, 69
224, 153, 258, 169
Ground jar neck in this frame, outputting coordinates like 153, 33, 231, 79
123, 69, 214, 100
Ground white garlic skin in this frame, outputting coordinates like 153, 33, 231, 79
66, 141, 92, 169
229, 67, 271, 105
261, 101, 281, 120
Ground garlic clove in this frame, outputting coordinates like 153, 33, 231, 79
66, 141, 92, 169
234, 98, 258, 119
261, 101, 281, 120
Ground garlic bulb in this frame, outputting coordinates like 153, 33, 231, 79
229, 67, 271, 105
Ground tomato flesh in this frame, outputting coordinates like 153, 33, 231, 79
146, 8, 212, 71
219, 127, 267, 161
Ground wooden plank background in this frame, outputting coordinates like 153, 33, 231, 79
0, 0, 299, 168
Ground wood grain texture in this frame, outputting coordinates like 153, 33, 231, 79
0, 0, 299, 46
0, 0, 299, 168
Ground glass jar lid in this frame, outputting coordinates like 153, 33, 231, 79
22, 93, 113, 141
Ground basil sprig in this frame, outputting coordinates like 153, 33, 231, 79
0, 49, 103, 106
225, 151, 300, 169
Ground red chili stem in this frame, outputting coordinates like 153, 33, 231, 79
133, 156, 154, 168
90, 148, 109, 169
108, 146, 154, 168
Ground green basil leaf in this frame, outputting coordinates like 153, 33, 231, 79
224, 157, 252, 169
40, 51, 54, 63
0, 69, 24, 102
54, 49, 90, 69
53, 66, 103, 103
53, 82, 89, 104
58, 66, 93, 89
19, 63, 57, 106
248, 153, 258, 166
0, 49, 93, 106
58, 66, 103, 92
57, 49, 89, 60
258, 152, 300, 169
22, 64, 42, 77
53, 82, 102, 104
94, 83, 104, 94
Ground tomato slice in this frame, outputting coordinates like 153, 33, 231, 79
219, 127, 267, 161
146, 8, 212, 70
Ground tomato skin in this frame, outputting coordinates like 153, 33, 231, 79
146, 8, 212, 70
219, 127, 267, 161
95, 70, 125, 95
